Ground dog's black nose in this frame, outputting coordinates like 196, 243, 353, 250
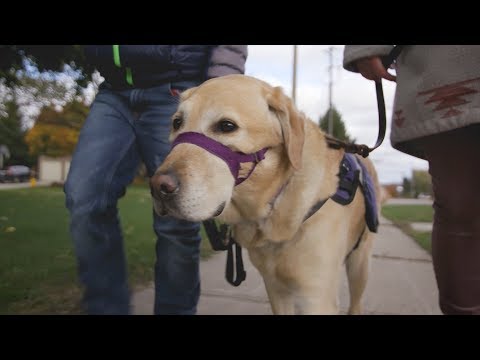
150, 171, 179, 197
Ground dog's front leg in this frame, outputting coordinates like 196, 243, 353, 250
294, 273, 342, 315
264, 282, 339, 315
295, 292, 339, 315
263, 278, 295, 315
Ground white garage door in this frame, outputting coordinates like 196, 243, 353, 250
40, 160, 62, 182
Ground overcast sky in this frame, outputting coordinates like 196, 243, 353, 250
244, 45, 429, 185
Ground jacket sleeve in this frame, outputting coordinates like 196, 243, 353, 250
343, 45, 394, 72
206, 45, 248, 79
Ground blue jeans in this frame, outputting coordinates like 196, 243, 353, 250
64, 81, 202, 315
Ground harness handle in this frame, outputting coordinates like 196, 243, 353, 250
326, 45, 404, 158
226, 237, 246, 287
202, 219, 247, 286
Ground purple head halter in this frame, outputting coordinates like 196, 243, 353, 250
171, 132, 268, 186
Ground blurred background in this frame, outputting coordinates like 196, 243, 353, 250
0, 45, 433, 314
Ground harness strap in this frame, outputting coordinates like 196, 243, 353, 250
303, 198, 328, 222
345, 226, 367, 262
202, 219, 229, 251
304, 156, 360, 222
171, 132, 268, 186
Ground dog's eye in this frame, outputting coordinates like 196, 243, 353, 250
172, 117, 183, 131
216, 119, 238, 133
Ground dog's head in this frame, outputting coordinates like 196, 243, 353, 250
151, 74, 305, 221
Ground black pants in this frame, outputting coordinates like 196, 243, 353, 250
423, 124, 480, 314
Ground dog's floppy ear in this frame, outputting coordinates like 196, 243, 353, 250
266, 86, 305, 170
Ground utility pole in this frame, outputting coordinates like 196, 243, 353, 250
327, 46, 334, 135
292, 45, 298, 105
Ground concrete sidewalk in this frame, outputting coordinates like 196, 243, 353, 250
132, 215, 441, 315
0, 181, 52, 190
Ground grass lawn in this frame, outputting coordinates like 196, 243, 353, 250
0, 185, 215, 315
381, 204, 434, 253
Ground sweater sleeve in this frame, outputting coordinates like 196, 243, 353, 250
343, 45, 394, 72
206, 45, 248, 79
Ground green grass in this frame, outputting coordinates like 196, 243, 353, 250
411, 231, 433, 254
381, 204, 434, 223
0, 185, 215, 315
381, 204, 433, 253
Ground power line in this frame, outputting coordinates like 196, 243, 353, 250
292, 45, 298, 105
326, 46, 343, 135
327, 46, 334, 135
292, 45, 343, 116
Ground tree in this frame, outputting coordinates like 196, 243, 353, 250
0, 46, 98, 125
24, 100, 89, 158
25, 123, 79, 158
0, 101, 32, 167
0, 45, 95, 90
11, 75, 80, 128
402, 177, 412, 198
319, 106, 353, 142
412, 170, 432, 198
0, 145, 10, 169
1, 46, 100, 130
36, 100, 89, 130
0, 46, 96, 163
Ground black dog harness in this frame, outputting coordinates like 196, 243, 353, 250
303, 153, 378, 233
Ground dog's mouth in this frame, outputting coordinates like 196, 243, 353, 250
153, 196, 227, 222
150, 155, 234, 222
211, 201, 226, 218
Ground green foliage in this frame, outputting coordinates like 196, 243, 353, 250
0, 46, 98, 165
319, 106, 353, 142
25, 100, 89, 158
401, 170, 432, 198
0, 101, 33, 167
36, 100, 89, 130
402, 177, 412, 197
412, 170, 432, 198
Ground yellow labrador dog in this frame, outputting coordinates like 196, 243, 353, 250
150, 74, 381, 315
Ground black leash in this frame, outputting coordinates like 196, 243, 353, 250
202, 219, 229, 251
325, 45, 404, 158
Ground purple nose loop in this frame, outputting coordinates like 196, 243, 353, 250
171, 132, 268, 186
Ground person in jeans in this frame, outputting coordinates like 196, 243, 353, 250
343, 45, 480, 314
64, 45, 248, 315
